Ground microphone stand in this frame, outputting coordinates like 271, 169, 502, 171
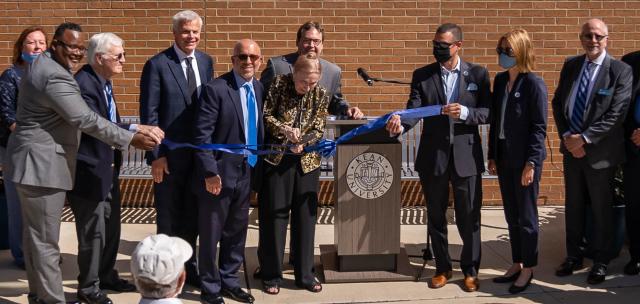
357, 69, 435, 282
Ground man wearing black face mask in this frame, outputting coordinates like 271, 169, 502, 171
386, 23, 490, 292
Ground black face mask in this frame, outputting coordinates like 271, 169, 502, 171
433, 45, 452, 63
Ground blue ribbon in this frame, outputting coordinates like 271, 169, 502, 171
634, 95, 640, 124
163, 105, 443, 157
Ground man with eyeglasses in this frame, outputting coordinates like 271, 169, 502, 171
68, 33, 164, 304
385, 23, 490, 292
260, 21, 363, 120
552, 18, 632, 284
139, 10, 215, 288
4, 22, 162, 304
192, 39, 263, 304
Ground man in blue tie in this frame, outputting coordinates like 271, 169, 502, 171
552, 18, 633, 284
70, 32, 164, 303
192, 39, 264, 304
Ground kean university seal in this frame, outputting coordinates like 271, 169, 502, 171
346, 152, 394, 199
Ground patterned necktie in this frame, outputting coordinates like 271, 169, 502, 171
185, 57, 197, 104
570, 61, 593, 133
105, 81, 116, 122
243, 82, 258, 167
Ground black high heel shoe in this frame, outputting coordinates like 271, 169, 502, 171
508, 272, 533, 294
492, 270, 521, 283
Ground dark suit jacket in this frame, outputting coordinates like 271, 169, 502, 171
402, 60, 490, 177
139, 46, 214, 163
192, 71, 265, 189
622, 51, 640, 160
68, 64, 130, 202
487, 72, 547, 168
260, 52, 349, 116
551, 54, 633, 169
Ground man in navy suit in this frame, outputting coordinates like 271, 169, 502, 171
621, 50, 640, 275
192, 39, 263, 304
386, 23, 490, 292
552, 19, 632, 284
69, 33, 164, 304
139, 10, 214, 286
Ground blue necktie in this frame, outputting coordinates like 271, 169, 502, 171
569, 61, 593, 133
243, 82, 257, 167
105, 81, 116, 122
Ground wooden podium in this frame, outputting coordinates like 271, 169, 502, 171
320, 120, 414, 283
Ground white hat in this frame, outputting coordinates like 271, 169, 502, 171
131, 234, 193, 285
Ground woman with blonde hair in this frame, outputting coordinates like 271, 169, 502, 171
487, 28, 547, 294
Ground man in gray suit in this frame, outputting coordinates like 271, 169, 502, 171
260, 21, 363, 119
4, 22, 163, 304
552, 18, 632, 284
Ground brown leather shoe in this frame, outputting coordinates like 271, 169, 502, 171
463, 276, 479, 292
429, 271, 452, 289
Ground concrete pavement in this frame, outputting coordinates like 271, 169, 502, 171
1, 206, 639, 303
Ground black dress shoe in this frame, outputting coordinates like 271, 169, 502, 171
201, 292, 225, 304
100, 278, 136, 292
508, 273, 533, 294
493, 271, 520, 283
77, 291, 113, 304
624, 260, 640, 275
587, 263, 607, 284
221, 287, 254, 303
555, 258, 583, 277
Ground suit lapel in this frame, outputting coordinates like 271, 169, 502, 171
165, 48, 190, 105
430, 65, 446, 105
85, 65, 109, 118
195, 51, 210, 88
564, 55, 587, 115
283, 53, 298, 74
584, 55, 611, 123
226, 72, 246, 135
253, 79, 265, 143
458, 60, 468, 105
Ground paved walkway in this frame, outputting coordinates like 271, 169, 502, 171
1, 206, 639, 303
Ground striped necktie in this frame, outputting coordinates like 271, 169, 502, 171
569, 61, 593, 133
105, 81, 116, 122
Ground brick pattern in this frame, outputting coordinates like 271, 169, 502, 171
2, 1, 640, 205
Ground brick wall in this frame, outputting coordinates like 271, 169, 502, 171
2, 0, 639, 205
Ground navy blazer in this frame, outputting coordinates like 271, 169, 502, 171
69, 64, 130, 201
192, 71, 265, 188
139, 46, 214, 163
487, 72, 548, 168
551, 54, 632, 169
622, 51, 640, 160
402, 60, 491, 177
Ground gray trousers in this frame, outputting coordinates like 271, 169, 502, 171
16, 183, 67, 304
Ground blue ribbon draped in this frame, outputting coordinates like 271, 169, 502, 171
162, 105, 443, 157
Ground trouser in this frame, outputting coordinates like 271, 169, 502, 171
198, 159, 251, 294
419, 157, 482, 277
624, 156, 640, 261
563, 155, 615, 264
258, 155, 319, 286
1, 146, 24, 266
67, 171, 122, 295
497, 153, 541, 267
16, 184, 67, 304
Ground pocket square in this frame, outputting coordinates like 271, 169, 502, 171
597, 88, 613, 96
467, 83, 478, 91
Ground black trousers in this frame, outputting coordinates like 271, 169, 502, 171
624, 155, 640, 262
198, 160, 251, 294
497, 157, 541, 268
419, 157, 482, 277
154, 149, 199, 279
258, 155, 319, 286
563, 155, 615, 264
68, 171, 122, 294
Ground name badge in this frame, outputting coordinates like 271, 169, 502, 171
467, 83, 478, 91
597, 88, 613, 96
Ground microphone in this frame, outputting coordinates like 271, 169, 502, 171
357, 67, 374, 86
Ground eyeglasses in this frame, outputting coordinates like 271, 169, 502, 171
432, 40, 458, 49
234, 54, 261, 62
496, 47, 515, 57
301, 38, 323, 46
580, 33, 608, 42
103, 52, 126, 61
55, 40, 87, 54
